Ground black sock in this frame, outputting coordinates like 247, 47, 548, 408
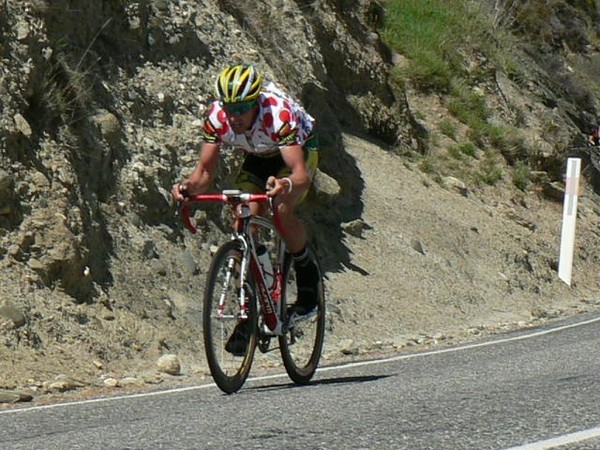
292, 246, 319, 309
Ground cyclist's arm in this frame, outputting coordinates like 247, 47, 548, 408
172, 142, 221, 201
267, 144, 309, 197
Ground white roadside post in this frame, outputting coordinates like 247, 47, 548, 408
558, 157, 581, 286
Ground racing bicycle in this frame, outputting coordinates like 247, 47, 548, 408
179, 190, 326, 394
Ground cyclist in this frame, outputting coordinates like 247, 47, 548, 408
588, 125, 600, 147
172, 63, 320, 352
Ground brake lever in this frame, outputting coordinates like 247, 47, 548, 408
265, 181, 277, 210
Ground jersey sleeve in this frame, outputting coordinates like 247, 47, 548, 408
275, 121, 300, 146
200, 102, 229, 144
201, 117, 220, 143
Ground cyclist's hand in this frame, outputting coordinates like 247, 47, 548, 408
265, 176, 291, 197
172, 181, 190, 202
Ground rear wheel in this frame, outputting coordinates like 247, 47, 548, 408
203, 240, 257, 394
279, 246, 325, 384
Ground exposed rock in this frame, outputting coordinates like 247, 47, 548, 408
13, 114, 32, 138
0, 390, 33, 404
313, 169, 341, 199
342, 219, 366, 238
157, 354, 181, 376
0, 301, 26, 328
44, 375, 86, 393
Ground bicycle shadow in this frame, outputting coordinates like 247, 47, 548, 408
246, 374, 393, 393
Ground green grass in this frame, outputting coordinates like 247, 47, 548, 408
381, 0, 502, 84
512, 160, 531, 191
438, 119, 457, 140
381, 0, 533, 190
383, 0, 467, 91
449, 142, 478, 159
475, 153, 503, 186
447, 81, 490, 126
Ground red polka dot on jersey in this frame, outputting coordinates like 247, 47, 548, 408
217, 109, 227, 123
263, 113, 274, 128
262, 97, 278, 107
217, 123, 229, 135
279, 109, 291, 123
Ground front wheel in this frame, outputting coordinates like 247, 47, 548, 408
279, 246, 325, 384
203, 240, 257, 394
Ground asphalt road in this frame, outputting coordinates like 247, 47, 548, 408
1, 313, 599, 450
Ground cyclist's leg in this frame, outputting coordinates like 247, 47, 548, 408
236, 157, 265, 217
236, 144, 320, 316
276, 139, 320, 315
235, 153, 285, 216
274, 137, 318, 248
274, 145, 316, 225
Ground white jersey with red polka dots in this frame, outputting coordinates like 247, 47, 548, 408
201, 81, 315, 154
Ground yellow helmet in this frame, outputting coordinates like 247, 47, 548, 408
215, 64, 263, 103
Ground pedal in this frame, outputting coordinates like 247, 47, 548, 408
287, 309, 318, 328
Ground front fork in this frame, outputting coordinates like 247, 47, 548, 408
216, 251, 246, 319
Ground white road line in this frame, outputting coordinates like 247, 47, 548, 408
317, 314, 600, 371
1, 315, 599, 417
503, 426, 600, 449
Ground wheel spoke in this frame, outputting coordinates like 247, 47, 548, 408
203, 241, 256, 394
279, 247, 325, 384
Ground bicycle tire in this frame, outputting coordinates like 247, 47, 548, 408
279, 246, 325, 384
203, 240, 257, 394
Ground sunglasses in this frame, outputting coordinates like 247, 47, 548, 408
223, 100, 257, 116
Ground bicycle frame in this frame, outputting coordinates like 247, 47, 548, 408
180, 190, 288, 335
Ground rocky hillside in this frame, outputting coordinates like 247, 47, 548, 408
1, 0, 600, 403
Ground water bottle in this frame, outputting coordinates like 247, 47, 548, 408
256, 244, 274, 290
